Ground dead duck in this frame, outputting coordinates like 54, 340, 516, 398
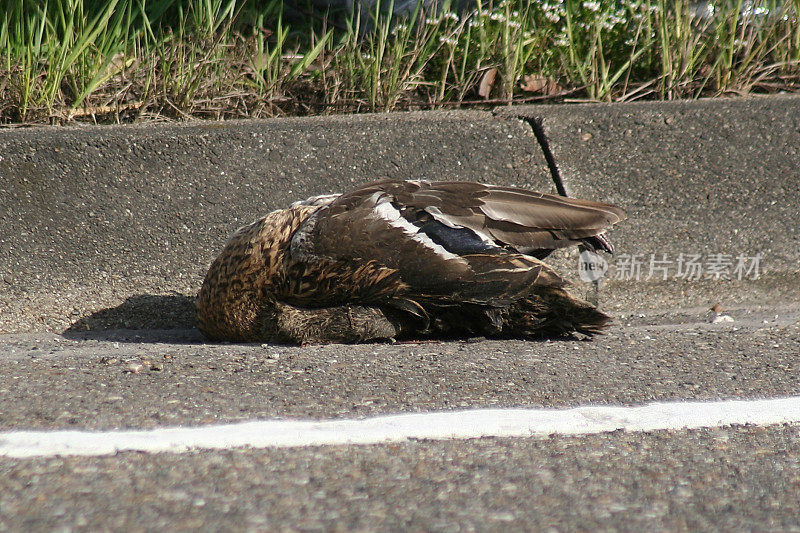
195, 179, 626, 344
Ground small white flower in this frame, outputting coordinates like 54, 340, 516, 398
545, 11, 561, 22
443, 12, 459, 22
582, 1, 601, 12
439, 35, 458, 45
489, 12, 506, 21
606, 14, 624, 26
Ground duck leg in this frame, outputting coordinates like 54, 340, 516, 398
264, 302, 398, 344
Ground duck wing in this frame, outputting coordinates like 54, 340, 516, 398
388, 180, 627, 255
288, 179, 625, 307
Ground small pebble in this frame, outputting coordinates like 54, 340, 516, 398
711, 314, 734, 324
125, 362, 144, 373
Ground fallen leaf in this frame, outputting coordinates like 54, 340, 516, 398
520, 74, 561, 95
521, 74, 547, 92
478, 67, 499, 99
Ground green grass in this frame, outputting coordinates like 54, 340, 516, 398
0, 0, 798, 124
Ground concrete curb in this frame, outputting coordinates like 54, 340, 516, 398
1, 97, 798, 333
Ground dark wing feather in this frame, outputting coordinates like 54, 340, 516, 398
290, 179, 624, 307
390, 181, 626, 254
290, 183, 473, 300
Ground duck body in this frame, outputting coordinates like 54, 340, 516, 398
196, 180, 626, 344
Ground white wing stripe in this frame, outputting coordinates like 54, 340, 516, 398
372, 200, 463, 262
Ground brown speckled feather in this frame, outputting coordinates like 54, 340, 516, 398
195, 180, 626, 343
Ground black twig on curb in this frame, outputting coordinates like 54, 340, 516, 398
521, 116, 568, 197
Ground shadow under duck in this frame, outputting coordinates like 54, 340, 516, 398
196, 179, 626, 344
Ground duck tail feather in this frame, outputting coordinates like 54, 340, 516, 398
500, 288, 612, 338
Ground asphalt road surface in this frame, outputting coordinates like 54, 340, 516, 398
1, 305, 799, 530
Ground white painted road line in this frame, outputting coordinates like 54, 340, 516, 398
2, 396, 800, 458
